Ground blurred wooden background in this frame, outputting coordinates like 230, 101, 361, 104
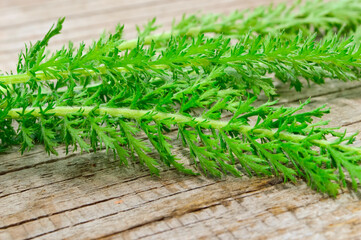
1, 0, 361, 239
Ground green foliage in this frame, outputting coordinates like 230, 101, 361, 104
1, 0, 361, 197
120, 0, 361, 50
3, 99, 361, 197
2, 28, 361, 97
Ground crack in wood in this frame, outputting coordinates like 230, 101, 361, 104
22, 181, 222, 239
91, 180, 276, 239
0, 152, 79, 176
0, 177, 220, 232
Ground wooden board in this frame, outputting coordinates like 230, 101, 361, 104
1, 1, 361, 239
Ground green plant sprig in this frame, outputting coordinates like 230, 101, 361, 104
119, 0, 361, 50
2, 98, 361, 196
2, 28, 361, 97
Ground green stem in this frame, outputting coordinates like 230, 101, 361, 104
1, 50, 353, 86
7, 106, 361, 154
117, 26, 212, 51
0, 63, 172, 85
0, 66, 124, 85
118, 32, 174, 50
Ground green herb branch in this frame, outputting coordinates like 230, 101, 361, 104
2, 28, 361, 96
2, 97, 361, 196
119, 0, 361, 50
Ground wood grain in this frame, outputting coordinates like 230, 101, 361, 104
1, 0, 361, 240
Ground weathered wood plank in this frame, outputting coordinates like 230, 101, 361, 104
1, 0, 361, 240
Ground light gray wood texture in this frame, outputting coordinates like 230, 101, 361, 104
1, 0, 361, 239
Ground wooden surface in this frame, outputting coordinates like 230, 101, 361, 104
1, 0, 361, 239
